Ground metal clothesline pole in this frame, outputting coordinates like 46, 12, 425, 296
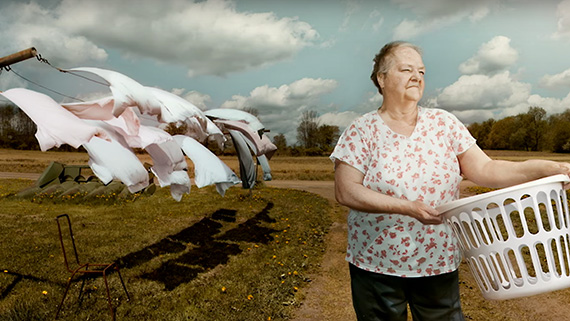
0, 47, 37, 69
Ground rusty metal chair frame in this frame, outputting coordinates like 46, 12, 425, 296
55, 214, 130, 320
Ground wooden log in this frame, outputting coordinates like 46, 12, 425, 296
0, 47, 37, 69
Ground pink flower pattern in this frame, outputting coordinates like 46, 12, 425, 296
330, 107, 476, 277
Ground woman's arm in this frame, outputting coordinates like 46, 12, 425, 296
457, 145, 570, 188
334, 159, 442, 224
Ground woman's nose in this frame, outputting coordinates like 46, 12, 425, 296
410, 70, 422, 82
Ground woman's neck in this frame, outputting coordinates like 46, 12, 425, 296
378, 102, 418, 124
377, 102, 419, 137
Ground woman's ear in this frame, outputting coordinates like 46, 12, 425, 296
377, 73, 384, 90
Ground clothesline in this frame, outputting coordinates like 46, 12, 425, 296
0, 48, 110, 102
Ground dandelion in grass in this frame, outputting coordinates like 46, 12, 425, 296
247, 294, 254, 300
42, 290, 48, 295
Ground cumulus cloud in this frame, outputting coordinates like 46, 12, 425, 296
430, 71, 570, 126
458, 36, 518, 75
391, 0, 493, 39
56, 0, 319, 76
0, 2, 107, 67
318, 111, 362, 129
433, 71, 531, 111
168, 88, 212, 110
553, 0, 570, 39
220, 78, 338, 143
539, 68, 570, 89
450, 109, 496, 125
181, 90, 212, 111
0, 0, 319, 77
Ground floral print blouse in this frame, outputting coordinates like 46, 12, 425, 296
330, 107, 476, 277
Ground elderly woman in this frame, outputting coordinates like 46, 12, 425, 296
330, 41, 570, 321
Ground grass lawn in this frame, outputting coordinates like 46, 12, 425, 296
0, 178, 332, 321
3, 148, 570, 320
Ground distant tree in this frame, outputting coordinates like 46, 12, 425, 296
546, 110, 570, 153
296, 110, 319, 149
0, 104, 38, 150
523, 106, 547, 151
272, 133, 288, 155
315, 124, 340, 152
468, 119, 495, 150
485, 116, 519, 150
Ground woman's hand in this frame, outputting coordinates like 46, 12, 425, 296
554, 162, 570, 189
406, 200, 442, 225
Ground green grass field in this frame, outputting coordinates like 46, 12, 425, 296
3, 148, 570, 320
0, 173, 332, 320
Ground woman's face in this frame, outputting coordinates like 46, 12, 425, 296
377, 46, 425, 103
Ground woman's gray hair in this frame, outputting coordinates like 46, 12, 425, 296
370, 41, 422, 95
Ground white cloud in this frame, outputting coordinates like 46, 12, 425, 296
391, 0, 491, 20
0, 2, 108, 67
340, 0, 360, 31
539, 68, 570, 89
391, 0, 492, 39
167, 88, 212, 111
54, 0, 319, 76
0, 0, 319, 77
392, 19, 422, 40
450, 109, 496, 124
433, 71, 531, 111
429, 70, 570, 126
523, 92, 570, 115
220, 78, 338, 143
458, 36, 518, 75
182, 90, 212, 111
553, 0, 570, 39
436, 90, 570, 127
318, 111, 362, 129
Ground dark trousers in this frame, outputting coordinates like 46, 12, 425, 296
349, 264, 465, 321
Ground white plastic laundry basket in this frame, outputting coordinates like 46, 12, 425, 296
437, 174, 570, 300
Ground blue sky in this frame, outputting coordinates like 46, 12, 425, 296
2, 0, 570, 144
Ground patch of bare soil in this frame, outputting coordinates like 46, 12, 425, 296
266, 180, 570, 321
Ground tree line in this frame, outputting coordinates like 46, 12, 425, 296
2, 100, 570, 155
272, 110, 340, 156
467, 106, 570, 153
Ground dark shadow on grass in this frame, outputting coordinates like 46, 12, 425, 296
117, 217, 224, 269
0, 203, 279, 298
0, 270, 55, 300
137, 202, 278, 291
